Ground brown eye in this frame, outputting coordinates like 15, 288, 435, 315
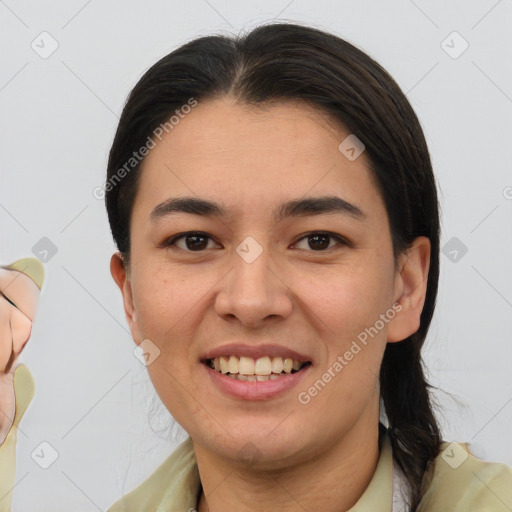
307, 234, 330, 250
163, 232, 218, 252
294, 232, 348, 251
183, 234, 209, 250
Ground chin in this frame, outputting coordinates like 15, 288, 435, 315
192, 417, 317, 467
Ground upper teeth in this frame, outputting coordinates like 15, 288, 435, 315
210, 355, 303, 375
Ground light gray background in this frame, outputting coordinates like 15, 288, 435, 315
1, 0, 511, 510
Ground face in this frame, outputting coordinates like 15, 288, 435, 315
112, 98, 429, 468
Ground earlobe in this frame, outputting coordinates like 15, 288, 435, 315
387, 236, 431, 343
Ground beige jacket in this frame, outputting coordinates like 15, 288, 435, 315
2, 364, 511, 511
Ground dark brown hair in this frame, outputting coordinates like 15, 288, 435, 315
105, 22, 442, 510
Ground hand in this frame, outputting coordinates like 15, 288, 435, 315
0, 259, 43, 443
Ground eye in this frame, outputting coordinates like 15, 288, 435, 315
161, 231, 350, 253
162, 231, 220, 252
293, 232, 349, 251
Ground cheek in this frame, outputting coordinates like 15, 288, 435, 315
132, 267, 191, 336
130, 266, 210, 379
299, 259, 394, 408
301, 260, 394, 343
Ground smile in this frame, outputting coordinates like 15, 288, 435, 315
205, 355, 311, 382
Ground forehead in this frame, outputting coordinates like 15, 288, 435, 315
148, 98, 357, 165
134, 98, 383, 219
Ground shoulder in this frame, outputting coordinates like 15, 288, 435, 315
418, 440, 512, 511
107, 436, 201, 511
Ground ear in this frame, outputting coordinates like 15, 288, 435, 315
387, 236, 431, 343
110, 252, 142, 342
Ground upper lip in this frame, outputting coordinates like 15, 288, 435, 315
201, 343, 312, 363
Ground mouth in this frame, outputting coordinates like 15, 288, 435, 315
203, 355, 312, 382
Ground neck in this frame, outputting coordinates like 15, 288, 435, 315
194, 418, 382, 512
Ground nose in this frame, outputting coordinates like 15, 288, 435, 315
214, 244, 293, 328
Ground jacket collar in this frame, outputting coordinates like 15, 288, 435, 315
109, 424, 394, 511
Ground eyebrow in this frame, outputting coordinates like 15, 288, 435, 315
150, 195, 366, 223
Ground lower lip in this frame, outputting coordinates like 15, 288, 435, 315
203, 363, 311, 401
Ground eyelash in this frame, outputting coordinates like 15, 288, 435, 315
161, 231, 350, 252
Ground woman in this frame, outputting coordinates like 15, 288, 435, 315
2, 22, 511, 512
104, 21, 512, 511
